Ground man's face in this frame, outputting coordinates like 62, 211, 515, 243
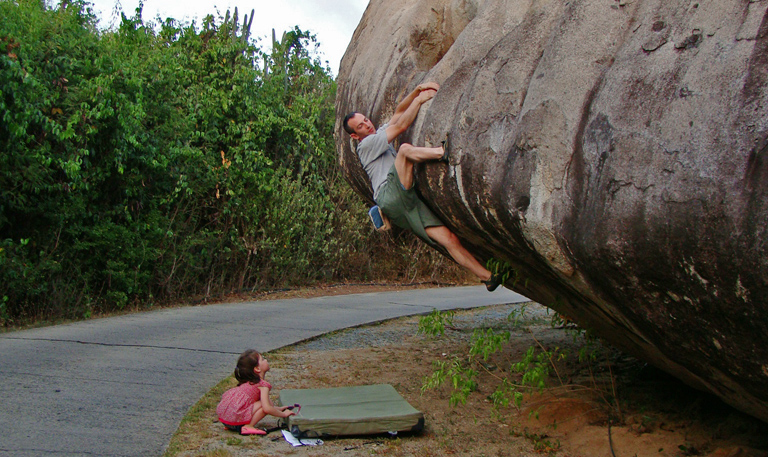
348, 113, 376, 140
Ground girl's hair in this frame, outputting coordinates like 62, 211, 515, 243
234, 349, 262, 385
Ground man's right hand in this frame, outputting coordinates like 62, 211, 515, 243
417, 88, 437, 103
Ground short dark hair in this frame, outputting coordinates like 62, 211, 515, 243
234, 349, 262, 385
342, 111, 358, 135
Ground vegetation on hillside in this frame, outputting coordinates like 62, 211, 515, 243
0, 0, 464, 326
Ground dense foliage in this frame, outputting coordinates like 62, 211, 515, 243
0, 0, 465, 325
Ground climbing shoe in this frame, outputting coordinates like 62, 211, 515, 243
440, 132, 451, 163
483, 272, 503, 292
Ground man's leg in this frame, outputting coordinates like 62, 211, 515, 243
425, 225, 491, 281
394, 143, 444, 190
389, 148, 503, 291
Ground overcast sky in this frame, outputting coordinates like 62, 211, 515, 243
86, 0, 369, 74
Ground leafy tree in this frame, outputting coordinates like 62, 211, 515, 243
0, 0, 462, 326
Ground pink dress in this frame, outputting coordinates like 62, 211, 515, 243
216, 380, 272, 426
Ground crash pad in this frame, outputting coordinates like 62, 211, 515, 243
278, 384, 424, 437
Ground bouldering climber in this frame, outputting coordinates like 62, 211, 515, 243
343, 82, 502, 291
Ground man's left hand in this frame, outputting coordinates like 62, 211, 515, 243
417, 82, 440, 92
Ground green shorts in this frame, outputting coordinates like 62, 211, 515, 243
375, 165, 444, 245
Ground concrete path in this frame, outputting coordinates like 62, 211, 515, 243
0, 286, 529, 456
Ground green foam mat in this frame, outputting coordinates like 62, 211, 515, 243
279, 384, 424, 437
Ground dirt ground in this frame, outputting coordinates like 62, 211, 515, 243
165, 285, 768, 457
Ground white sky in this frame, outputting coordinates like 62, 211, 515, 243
86, 0, 369, 75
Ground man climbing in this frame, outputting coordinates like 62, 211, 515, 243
343, 82, 503, 292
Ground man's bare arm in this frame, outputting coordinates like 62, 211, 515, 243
385, 83, 439, 142
388, 82, 440, 126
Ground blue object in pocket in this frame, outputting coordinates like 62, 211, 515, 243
368, 206, 389, 231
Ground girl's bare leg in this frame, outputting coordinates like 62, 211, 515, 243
240, 401, 266, 433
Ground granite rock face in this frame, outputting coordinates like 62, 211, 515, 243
335, 0, 768, 422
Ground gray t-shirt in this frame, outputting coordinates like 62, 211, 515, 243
356, 124, 396, 201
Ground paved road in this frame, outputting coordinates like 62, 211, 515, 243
0, 286, 528, 456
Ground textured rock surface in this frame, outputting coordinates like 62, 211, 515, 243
335, 0, 768, 422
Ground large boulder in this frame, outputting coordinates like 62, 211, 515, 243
335, 0, 768, 422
